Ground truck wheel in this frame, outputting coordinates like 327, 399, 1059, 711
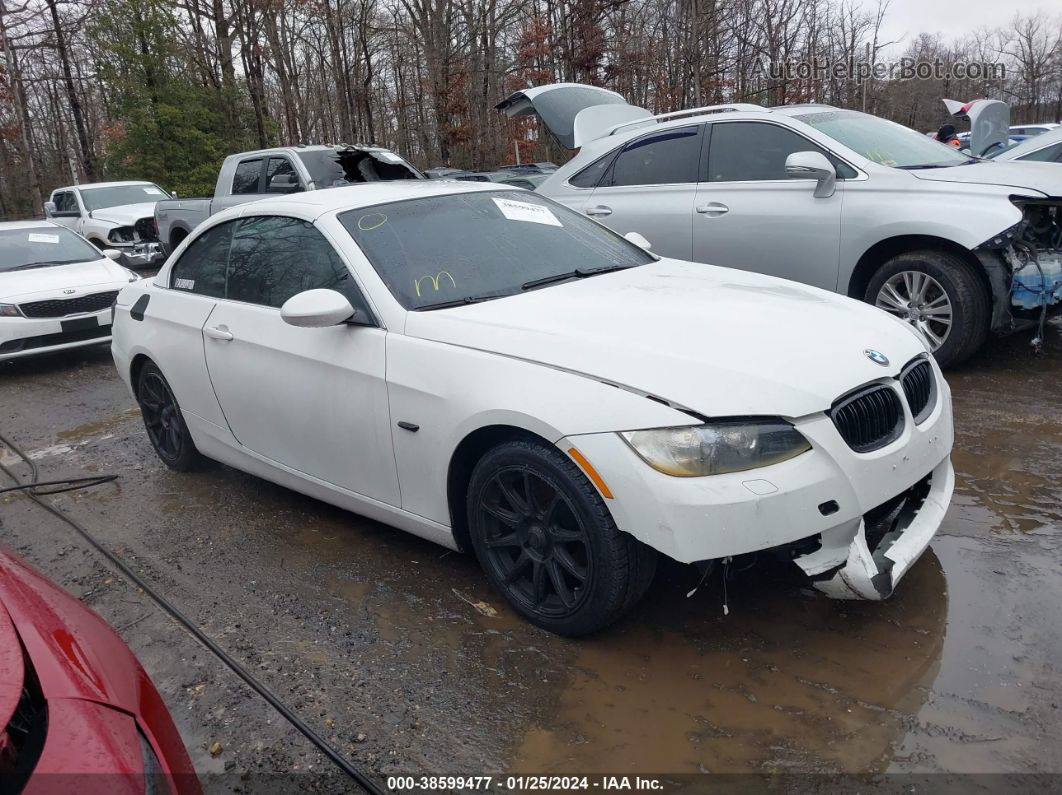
467, 438, 656, 636
866, 250, 989, 369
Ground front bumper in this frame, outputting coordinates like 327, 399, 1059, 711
561, 370, 953, 599
0, 309, 112, 360
112, 241, 165, 270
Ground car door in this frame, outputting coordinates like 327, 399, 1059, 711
692, 120, 846, 290
50, 191, 82, 232
583, 125, 703, 261
201, 213, 400, 506
214, 157, 265, 212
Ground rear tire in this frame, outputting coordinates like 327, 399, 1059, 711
136, 361, 205, 471
467, 438, 656, 636
866, 250, 989, 369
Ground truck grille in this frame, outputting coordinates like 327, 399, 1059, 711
18, 291, 119, 319
830, 384, 904, 453
901, 358, 936, 424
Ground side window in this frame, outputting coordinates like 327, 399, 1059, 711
265, 157, 301, 194
568, 151, 616, 188
707, 122, 857, 182
606, 127, 701, 187
54, 192, 78, 214
1021, 142, 1062, 163
169, 222, 234, 298
232, 159, 263, 195
226, 215, 365, 311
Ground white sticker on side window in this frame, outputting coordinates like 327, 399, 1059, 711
174, 278, 195, 290
492, 197, 562, 227
143, 187, 163, 195
28, 233, 60, 244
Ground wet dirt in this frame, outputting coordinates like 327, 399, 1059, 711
1, 324, 1060, 786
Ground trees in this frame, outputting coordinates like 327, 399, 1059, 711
0, 0, 1060, 219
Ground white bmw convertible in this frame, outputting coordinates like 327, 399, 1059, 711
112, 181, 954, 635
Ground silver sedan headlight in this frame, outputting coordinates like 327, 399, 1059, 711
0, 304, 20, 317
620, 420, 811, 477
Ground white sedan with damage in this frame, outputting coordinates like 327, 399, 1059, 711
111, 181, 954, 635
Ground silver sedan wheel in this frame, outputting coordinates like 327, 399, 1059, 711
875, 271, 953, 350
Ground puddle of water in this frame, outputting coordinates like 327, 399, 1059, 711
513, 554, 947, 774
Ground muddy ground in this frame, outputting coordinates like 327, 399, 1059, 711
1, 324, 1060, 792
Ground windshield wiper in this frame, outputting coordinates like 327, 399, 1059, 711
414, 294, 506, 311
521, 265, 629, 291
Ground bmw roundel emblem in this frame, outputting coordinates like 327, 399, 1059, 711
864, 349, 889, 366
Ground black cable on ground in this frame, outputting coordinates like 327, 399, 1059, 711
0, 430, 386, 795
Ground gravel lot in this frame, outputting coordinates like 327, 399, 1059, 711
1, 324, 1060, 790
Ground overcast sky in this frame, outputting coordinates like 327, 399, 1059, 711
876, 0, 1060, 53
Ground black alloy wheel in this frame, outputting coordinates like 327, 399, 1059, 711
477, 466, 592, 617
136, 362, 204, 471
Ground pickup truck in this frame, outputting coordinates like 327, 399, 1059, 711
44, 181, 170, 269
154, 144, 423, 254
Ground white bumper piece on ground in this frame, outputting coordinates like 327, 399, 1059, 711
792, 457, 954, 599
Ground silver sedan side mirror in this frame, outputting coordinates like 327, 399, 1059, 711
102, 249, 123, 261
785, 151, 837, 198
280, 289, 355, 328
624, 231, 652, 250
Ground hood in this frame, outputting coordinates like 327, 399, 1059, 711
1, 257, 131, 303
90, 202, 158, 226
404, 260, 927, 419
910, 161, 1061, 197
0, 601, 22, 735
0, 548, 143, 713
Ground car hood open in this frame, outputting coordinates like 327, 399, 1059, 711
909, 161, 1061, 197
405, 259, 927, 419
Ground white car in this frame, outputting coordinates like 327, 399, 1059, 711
45, 181, 171, 269
1, 221, 139, 361
111, 182, 954, 635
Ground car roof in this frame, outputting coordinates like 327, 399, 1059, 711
56, 181, 155, 191
215, 180, 520, 221
0, 219, 62, 231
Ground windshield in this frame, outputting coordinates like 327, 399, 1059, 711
79, 184, 169, 211
795, 110, 973, 168
0, 227, 103, 272
339, 190, 654, 309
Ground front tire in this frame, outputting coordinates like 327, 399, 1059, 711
467, 438, 656, 636
866, 250, 989, 369
136, 362, 205, 471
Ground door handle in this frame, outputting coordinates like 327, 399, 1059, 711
204, 325, 233, 341
585, 205, 613, 217
696, 202, 729, 216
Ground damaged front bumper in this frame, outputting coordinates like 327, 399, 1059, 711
793, 458, 954, 599
112, 241, 165, 270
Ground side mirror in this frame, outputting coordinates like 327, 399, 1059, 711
624, 231, 652, 250
268, 173, 302, 193
785, 151, 836, 198
43, 201, 57, 217
171, 190, 178, 198
280, 289, 355, 328
102, 249, 123, 261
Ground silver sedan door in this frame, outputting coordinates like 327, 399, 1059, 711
693, 120, 845, 290
584, 125, 703, 261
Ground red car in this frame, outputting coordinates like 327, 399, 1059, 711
0, 547, 200, 794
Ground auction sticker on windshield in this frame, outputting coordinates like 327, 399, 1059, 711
28, 233, 60, 244
493, 197, 562, 226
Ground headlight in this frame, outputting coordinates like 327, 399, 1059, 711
108, 226, 135, 244
0, 304, 20, 317
620, 420, 811, 477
